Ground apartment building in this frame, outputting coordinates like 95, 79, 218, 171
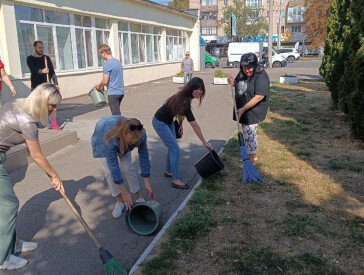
190, 0, 306, 44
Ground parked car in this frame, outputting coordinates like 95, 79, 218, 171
275, 48, 300, 63
205, 52, 219, 68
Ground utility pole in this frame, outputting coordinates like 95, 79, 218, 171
268, 0, 273, 67
278, 0, 281, 49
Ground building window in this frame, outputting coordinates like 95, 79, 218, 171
281, 11, 286, 18
246, 0, 262, 9
15, 5, 72, 73
224, 0, 229, 5
201, 12, 217, 21
166, 29, 186, 61
74, 15, 94, 68
201, 0, 217, 6
287, 6, 306, 23
201, 27, 217, 35
291, 25, 301, 33
119, 23, 162, 65
95, 18, 111, 67
15, 5, 171, 74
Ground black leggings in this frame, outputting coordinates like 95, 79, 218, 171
108, 94, 124, 115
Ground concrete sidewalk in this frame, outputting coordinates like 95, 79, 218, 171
2, 69, 238, 275
1, 61, 322, 275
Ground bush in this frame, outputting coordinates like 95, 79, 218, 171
214, 70, 228, 78
320, 0, 364, 139
175, 72, 184, 77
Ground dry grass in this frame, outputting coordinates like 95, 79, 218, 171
139, 79, 364, 275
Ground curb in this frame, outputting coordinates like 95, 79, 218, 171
5, 129, 78, 173
129, 144, 228, 275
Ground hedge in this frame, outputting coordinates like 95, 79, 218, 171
320, 0, 364, 139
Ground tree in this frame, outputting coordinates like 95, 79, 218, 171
217, 0, 268, 40
303, 0, 331, 48
168, 0, 189, 10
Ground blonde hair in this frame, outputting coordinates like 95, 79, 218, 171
98, 44, 112, 55
14, 83, 62, 125
104, 118, 143, 154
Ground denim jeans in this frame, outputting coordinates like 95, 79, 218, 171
184, 73, 192, 84
152, 116, 180, 180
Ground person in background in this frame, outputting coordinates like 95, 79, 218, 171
181, 51, 194, 84
152, 77, 213, 189
27, 41, 61, 130
262, 49, 269, 67
0, 59, 17, 107
96, 44, 125, 115
228, 53, 270, 165
91, 116, 155, 218
0, 83, 64, 270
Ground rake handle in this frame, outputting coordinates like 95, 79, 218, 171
44, 56, 50, 83
58, 190, 101, 249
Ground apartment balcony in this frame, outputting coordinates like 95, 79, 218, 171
287, 15, 305, 23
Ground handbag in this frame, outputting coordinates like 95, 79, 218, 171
174, 119, 182, 139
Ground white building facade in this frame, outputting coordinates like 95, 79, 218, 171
0, 0, 200, 101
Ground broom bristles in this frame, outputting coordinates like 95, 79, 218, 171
104, 257, 126, 275
240, 146, 264, 184
99, 247, 126, 275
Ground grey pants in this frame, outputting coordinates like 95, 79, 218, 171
0, 153, 18, 265
108, 94, 124, 115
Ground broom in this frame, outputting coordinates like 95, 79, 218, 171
228, 74, 264, 184
58, 190, 126, 275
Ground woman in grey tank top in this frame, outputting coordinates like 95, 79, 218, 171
0, 83, 64, 270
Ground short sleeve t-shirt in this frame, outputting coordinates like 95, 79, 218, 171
0, 101, 38, 153
154, 104, 195, 124
103, 58, 124, 96
0, 59, 4, 91
234, 69, 270, 125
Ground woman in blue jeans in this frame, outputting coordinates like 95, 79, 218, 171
152, 77, 213, 189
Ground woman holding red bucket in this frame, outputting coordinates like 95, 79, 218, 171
152, 77, 213, 189
91, 116, 155, 218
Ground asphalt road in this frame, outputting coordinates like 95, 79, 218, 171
1, 60, 322, 275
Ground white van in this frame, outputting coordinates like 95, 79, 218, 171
227, 42, 287, 68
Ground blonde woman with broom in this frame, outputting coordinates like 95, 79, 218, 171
0, 83, 64, 270
91, 116, 155, 218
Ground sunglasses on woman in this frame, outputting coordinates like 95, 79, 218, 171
129, 124, 143, 131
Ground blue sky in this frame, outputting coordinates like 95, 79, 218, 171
150, 0, 172, 5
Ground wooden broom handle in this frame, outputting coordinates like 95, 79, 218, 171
44, 56, 50, 83
58, 190, 101, 249
228, 74, 242, 132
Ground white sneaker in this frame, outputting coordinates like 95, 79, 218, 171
0, 254, 28, 270
112, 202, 125, 218
15, 240, 38, 254
136, 197, 146, 203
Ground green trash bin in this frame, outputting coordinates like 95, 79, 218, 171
89, 87, 106, 107
125, 200, 162, 236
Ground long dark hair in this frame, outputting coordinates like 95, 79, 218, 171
239, 52, 261, 79
166, 77, 206, 116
